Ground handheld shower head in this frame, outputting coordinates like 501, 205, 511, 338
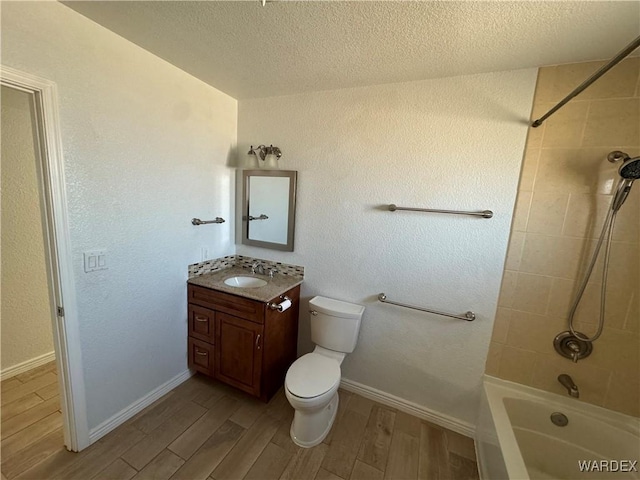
611, 156, 639, 212
619, 156, 640, 180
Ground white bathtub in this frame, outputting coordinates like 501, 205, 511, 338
476, 376, 640, 480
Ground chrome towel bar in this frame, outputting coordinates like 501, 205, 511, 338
388, 204, 493, 219
191, 217, 225, 225
378, 293, 475, 321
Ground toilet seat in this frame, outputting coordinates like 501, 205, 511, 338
285, 353, 340, 399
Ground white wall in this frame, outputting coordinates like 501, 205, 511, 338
1, 2, 237, 431
1, 86, 55, 372
238, 71, 537, 425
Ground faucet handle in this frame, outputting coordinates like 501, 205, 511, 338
268, 268, 278, 279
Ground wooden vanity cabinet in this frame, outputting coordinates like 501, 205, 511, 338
187, 283, 300, 402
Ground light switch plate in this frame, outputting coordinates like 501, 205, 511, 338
84, 250, 107, 272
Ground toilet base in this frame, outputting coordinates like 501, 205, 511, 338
290, 393, 339, 448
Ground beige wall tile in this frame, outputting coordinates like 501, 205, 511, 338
549, 62, 604, 102
551, 59, 639, 101
547, 278, 601, 325
565, 282, 601, 326
491, 308, 512, 344
498, 271, 518, 308
511, 273, 553, 315
542, 102, 589, 148
536, 148, 619, 195
586, 57, 640, 100
512, 191, 532, 232
519, 149, 539, 192
485, 342, 504, 377
562, 194, 611, 239
590, 327, 640, 374
604, 370, 640, 417
546, 277, 574, 320
582, 98, 640, 147
530, 354, 612, 406
607, 241, 639, 289
527, 103, 549, 149
603, 283, 638, 331
504, 231, 525, 271
526, 191, 569, 235
612, 185, 639, 243
497, 346, 537, 385
622, 288, 638, 333
532, 66, 557, 104
519, 234, 586, 279
505, 311, 564, 356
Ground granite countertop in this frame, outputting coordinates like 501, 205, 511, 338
187, 266, 303, 302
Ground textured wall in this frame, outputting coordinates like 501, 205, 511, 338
486, 58, 640, 417
1, 86, 55, 372
238, 70, 537, 425
1, 2, 237, 430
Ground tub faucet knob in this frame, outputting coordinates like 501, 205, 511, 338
558, 374, 579, 398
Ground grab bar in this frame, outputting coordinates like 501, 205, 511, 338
388, 204, 493, 219
191, 217, 225, 225
378, 293, 475, 321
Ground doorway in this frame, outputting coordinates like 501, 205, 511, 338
1, 66, 89, 452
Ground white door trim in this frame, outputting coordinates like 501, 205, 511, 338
1, 65, 90, 451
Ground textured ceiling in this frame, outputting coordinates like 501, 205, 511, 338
63, 1, 640, 99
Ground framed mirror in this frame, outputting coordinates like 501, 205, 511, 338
242, 170, 297, 251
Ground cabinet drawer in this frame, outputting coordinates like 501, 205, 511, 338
188, 337, 214, 376
188, 285, 264, 324
188, 304, 215, 343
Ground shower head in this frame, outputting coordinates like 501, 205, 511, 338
606, 151, 639, 212
619, 156, 640, 180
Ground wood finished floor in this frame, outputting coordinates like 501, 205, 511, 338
1, 363, 479, 480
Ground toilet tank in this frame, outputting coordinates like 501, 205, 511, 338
309, 296, 365, 353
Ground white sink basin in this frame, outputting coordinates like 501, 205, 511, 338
223, 276, 267, 288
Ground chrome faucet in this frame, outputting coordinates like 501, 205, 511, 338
558, 374, 579, 398
252, 262, 266, 276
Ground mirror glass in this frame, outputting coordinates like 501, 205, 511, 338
242, 170, 297, 251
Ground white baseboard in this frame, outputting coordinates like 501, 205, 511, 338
89, 369, 194, 444
340, 377, 475, 437
1, 351, 56, 381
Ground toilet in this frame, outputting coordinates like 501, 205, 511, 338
284, 295, 365, 448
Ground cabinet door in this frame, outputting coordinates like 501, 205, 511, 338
215, 312, 263, 396
188, 305, 215, 343
188, 338, 214, 376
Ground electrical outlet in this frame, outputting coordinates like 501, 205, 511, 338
84, 250, 107, 272
201, 246, 210, 261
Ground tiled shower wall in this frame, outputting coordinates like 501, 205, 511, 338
485, 58, 640, 417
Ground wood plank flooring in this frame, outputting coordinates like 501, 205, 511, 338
1, 363, 479, 479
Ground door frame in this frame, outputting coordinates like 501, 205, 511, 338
1, 65, 90, 451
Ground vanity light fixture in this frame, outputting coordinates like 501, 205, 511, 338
248, 144, 282, 169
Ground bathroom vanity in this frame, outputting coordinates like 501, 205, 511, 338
186, 267, 301, 402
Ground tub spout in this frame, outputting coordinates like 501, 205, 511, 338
558, 374, 579, 398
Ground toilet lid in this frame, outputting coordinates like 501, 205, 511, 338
286, 353, 340, 399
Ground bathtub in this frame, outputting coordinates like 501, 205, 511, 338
476, 375, 640, 480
